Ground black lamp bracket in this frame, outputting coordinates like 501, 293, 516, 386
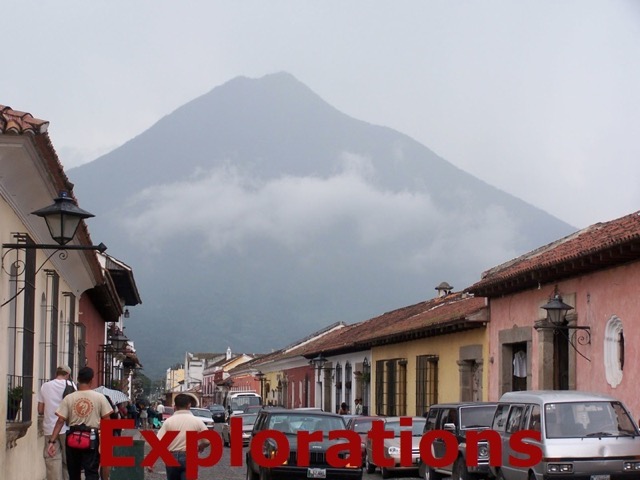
1, 233, 107, 308
534, 320, 592, 362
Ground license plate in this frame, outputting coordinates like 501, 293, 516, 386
308, 468, 326, 478
591, 476, 610, 480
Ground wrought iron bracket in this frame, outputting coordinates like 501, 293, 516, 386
1, 234, 107, 307
2, 242, 107, 252
534, 320, 592, 362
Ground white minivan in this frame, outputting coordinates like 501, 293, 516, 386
491, 390, 640, 480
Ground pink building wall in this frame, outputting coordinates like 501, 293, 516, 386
487, 261, 640, 418
78, 294, 107, 372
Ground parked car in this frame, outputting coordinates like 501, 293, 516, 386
190, 407, 216, 430
162, 406, 174, 421
365, 416, 426, 478
241, 404, 263, 415
208, 403, 226, 423
221, 413, 258, 446
491, 390, 640, 480
345, 415, 381, 466
418, 401, 498, 480
246, 407, 363, 480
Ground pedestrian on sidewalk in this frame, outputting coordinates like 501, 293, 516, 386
37, 365, 76, 480
139, 403, 149, 429
146, 394, 210, 480
47, 367, 113, 480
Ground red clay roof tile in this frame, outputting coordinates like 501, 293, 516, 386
0, 105, 49, 134
467, 211, 640, 296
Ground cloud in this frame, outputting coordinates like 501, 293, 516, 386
121, 155, 519, 273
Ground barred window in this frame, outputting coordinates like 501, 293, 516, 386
375, 358, 407, 416
416, 354, 439, 415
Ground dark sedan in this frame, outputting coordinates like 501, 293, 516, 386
208, 403, 226, 423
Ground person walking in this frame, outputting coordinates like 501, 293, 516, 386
146, 393, 210, 480
37, 365, 76, 480
46, 367, 113, 480
139, 402, 149, 429
354, 398, 363, 415
156, 401, 165, 427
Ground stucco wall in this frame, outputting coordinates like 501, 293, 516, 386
487, 261, 640, 418
371, 327, 488, 416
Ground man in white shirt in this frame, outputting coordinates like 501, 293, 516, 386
37, 365, 75, 480
147, 394, 210, 479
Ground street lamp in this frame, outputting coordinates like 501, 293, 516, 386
31, 192, 95, 246
534, 292, 591, 361
3, 191, 107, 252
255, 371, 266, 399
1, 192, 107, 309
309, 354, 331, 411
109, 330, 130, 351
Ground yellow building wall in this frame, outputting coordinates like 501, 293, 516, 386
370, 327, 488, 417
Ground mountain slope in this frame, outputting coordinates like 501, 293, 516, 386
70, 73, 574, 379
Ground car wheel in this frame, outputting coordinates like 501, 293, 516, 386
495, 468, 506, 480
258, 467, 271, 480
365, 453, 376, 474
381, 466, 392, 479
452, 457, 470, 480
424, 465, 443, 480
245, 464, 258, 480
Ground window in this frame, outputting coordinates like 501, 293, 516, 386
492, 404, 510, 432
63, 292, 76, 369
5, 237, 36, 424
604, 316, 624, 388
344, 362, 352, 408
416, 354, 439, 415
425, 408, 439, 432
335, 362, 342, 413
506, 405, 524, 434
375, 358, 407, 416
527, 405, 541, 432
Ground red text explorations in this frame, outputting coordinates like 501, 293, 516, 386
100, 417, 542, 479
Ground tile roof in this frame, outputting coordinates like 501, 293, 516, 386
467, 211, 640, 297
0, 104, 103, 284
349, 292, 487, 348
263, 292, 487, 361
0, 105, 49, 134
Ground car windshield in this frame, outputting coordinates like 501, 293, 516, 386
460, 405, 497, 429
385, 419, 426, 437
238, 414, 258, 425
230, 396, 261, 411
267, 413, 346, 435
192, 409, 213, 419
351, 419, 375, 433
210, 405, 225, 412
545, 401, 638, 438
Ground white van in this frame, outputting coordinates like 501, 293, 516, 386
491, 390, 640, 480
224, 391, 262, 419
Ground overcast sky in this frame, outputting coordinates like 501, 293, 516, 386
4, 1, 639, 229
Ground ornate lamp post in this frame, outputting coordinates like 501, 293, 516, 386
535, 292, 591, 362
310, 354, 329, 411
255, 371, 266, 400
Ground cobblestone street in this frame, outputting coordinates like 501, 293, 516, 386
116, 429, 425, 480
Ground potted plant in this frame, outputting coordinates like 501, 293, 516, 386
7, 386, 23, 421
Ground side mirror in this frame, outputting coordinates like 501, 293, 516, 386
443, 422, 456, 432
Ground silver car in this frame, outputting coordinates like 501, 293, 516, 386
365, 416, 426, 479
221, 413, 257, 446
491, 390, 640, 480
